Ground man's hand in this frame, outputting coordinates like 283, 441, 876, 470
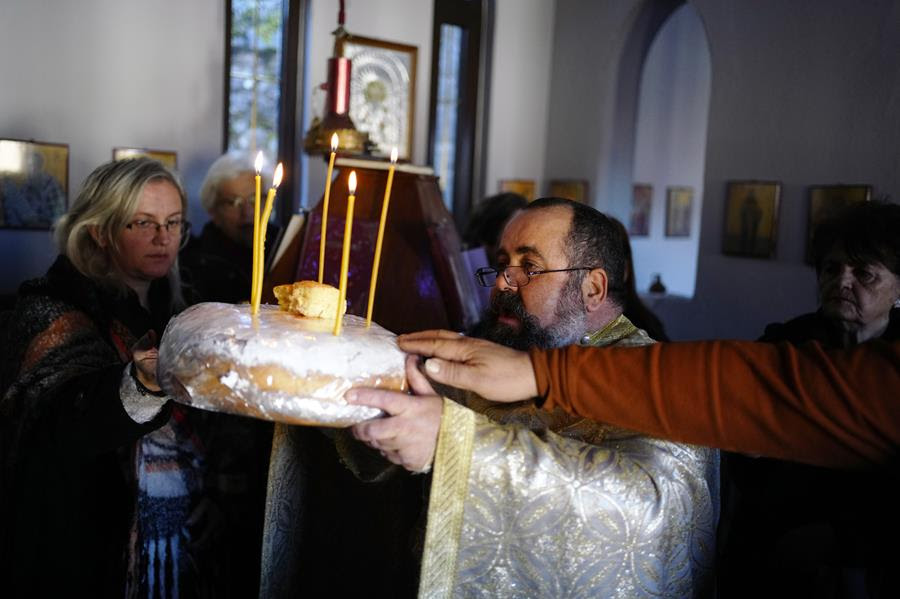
132, 330, 162, 392
347, 355, 443, 472
397, 330, 538, 403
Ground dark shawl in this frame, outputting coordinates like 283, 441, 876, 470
0, 255, 172, 597
759, 307, 900, 346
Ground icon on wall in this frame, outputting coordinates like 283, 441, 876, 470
0, 138, 68, 230
630, 183, 652, 236
722, 180, 781, 259
338, 34, 417, 161
499, 179, 535, 202
113, 147, 178, 169
665, 186, 693, 237
548, 179, 589, 204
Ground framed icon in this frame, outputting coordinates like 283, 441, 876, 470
722, 181, 781, 259
548, 179, 588, 204
338, 34, 417, 161
630, 183, 653, 237
499, 179, 535, 202
665, 186, 693, 237
0, 138, 68, 229
113, 147, 178, 169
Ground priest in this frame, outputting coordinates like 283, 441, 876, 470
350, 198, 718, 598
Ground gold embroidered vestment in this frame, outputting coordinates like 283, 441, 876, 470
419, 316, 719, 598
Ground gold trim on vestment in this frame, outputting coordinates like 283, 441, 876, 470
582, 313, 637, 346
418, 399, 475, 598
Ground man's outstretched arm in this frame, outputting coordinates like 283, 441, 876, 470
534, 339, 900, 469
398, 331, 900, 469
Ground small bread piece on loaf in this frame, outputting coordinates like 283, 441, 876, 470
273, 280, 346, 318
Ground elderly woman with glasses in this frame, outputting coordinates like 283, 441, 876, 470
722, 201, 900, 597
0, 157, 216, 597
181, 152, 276, 304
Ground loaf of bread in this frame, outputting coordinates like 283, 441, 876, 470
158, 302, 407, 427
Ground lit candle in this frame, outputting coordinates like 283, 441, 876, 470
319, 133, 339, 283
365, 147, 398, 328
334, 171, 357, 336
251, 151, 263, 311
253, 162, 284, 313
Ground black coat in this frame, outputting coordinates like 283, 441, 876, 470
720, 308, 900, 598
180, 221, 277, 305
0, 256, 173, 597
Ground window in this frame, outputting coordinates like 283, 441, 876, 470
428, 0, 493, 231
227, 0, 284, 158
432, 24, 463, 211
225, 0, 306, 223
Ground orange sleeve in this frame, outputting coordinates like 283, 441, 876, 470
530, 340, 900, 469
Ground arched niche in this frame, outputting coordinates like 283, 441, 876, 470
608, 1, 712, 297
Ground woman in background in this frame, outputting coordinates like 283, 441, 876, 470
610, 217, 669, 341
723, 200, 900, 598
760, 201, 900, 346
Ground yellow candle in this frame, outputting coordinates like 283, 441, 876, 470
334, 171, 357, 336
365, 147, 398, 328
319, 133, 339, 284
251, 151, 263, 312
254, 162, 284, 313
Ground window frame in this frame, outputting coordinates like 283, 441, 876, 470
427, 0, 494, 231
223, 0, 308, 226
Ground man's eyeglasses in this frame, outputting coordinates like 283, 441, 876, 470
475, 265, 597, 288
125, 218, 191, 247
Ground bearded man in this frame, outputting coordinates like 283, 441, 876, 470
350, 198, 719, 598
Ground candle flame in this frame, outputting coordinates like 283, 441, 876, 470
273, 163, 284, 187
254, 151, 264, 173
330, 133, 339, 153
390, 147, 398, 164
348, 171, 357, 194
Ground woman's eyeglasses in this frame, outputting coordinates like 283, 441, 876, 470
216, 195, 255, 210
125, 218, 191, 248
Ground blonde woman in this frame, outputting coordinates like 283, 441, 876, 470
1, 158, 212, 597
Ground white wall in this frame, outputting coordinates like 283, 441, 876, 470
544, 0, 638, 212
484, 0, 556, 197
0, 0, 225, 293
682, 0, 900, 340
546, 0, 900, 340
627, 4, 711, 296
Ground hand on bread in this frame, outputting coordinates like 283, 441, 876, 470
348, 355, 442, 473
397, 329, 538, 402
